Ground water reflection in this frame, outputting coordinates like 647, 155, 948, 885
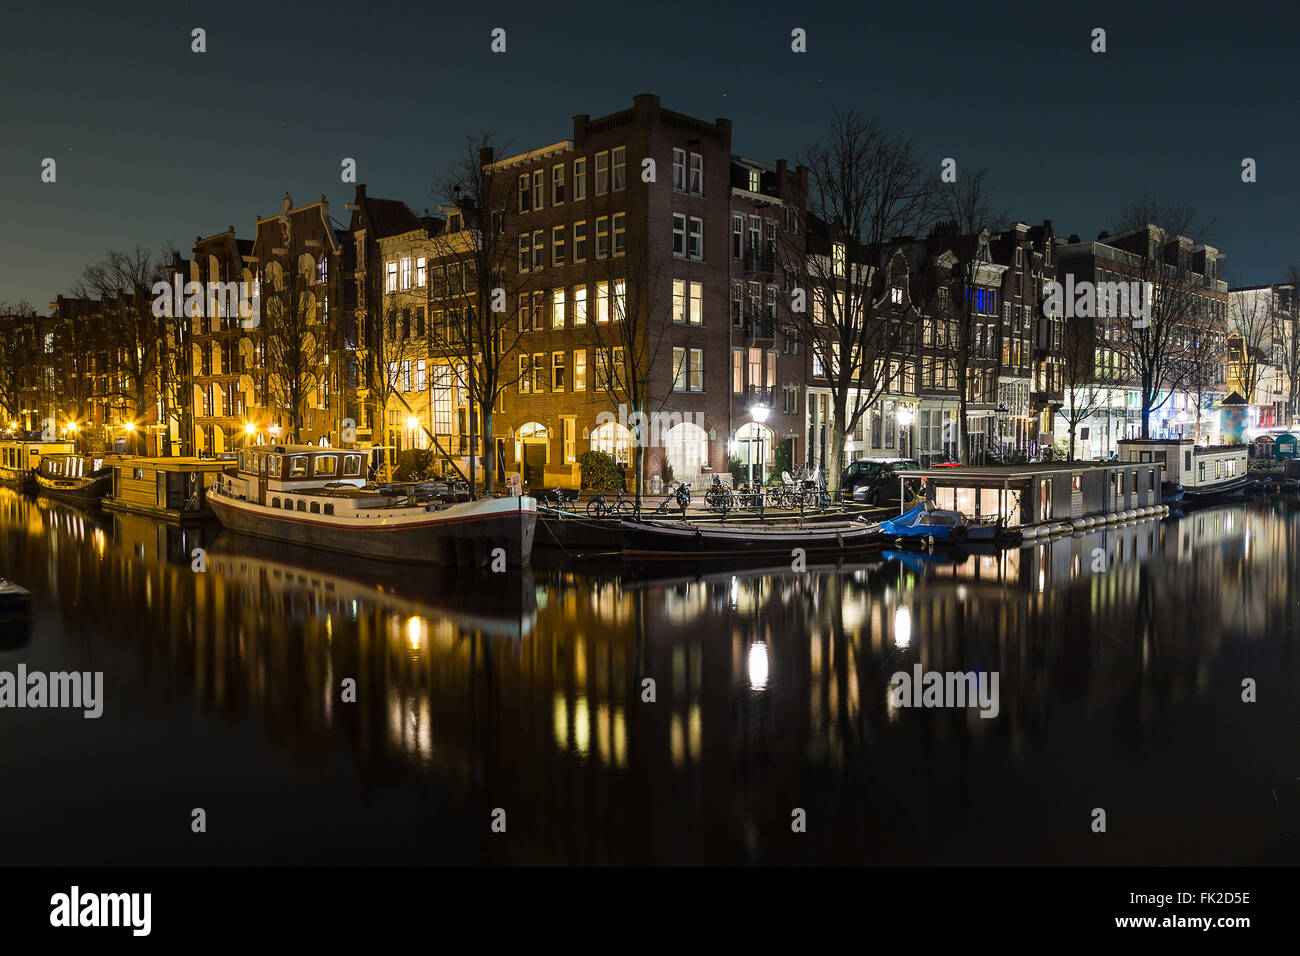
0, 484, 1296, 865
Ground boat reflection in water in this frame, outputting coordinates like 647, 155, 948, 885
1, 482, 1298, 865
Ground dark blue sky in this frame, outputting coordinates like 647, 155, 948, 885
3, 0, 1296, 308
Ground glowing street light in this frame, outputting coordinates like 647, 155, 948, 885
123, 422, 136, 433
244, 422, 256, 436
751, 405, 770, 424
406, 415, 419, 431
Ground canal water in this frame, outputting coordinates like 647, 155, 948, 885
1, 486, 1297, 865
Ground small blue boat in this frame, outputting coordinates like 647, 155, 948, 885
1161, 481, 1185, 503
880, 503, 999, 542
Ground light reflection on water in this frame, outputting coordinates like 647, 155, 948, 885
0, 486, 1297, 865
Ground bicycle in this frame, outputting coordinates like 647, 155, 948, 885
585, 488, 634, 518
704, 476, 734, 515
650, 481, 692, 517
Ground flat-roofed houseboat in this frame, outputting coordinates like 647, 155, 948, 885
207, 445, 537, 568
1118, 438, 1249, 503
34, 453, 112, 502
0, 440, 77, 489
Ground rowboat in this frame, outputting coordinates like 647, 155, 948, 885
617, 517, 880, 559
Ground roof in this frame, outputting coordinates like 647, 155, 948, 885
366, 198, 425, 238
894, 461, 1155, 480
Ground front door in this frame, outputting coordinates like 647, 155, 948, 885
523, 443, 546, 487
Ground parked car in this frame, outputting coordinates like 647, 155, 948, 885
842, 458, 921, 505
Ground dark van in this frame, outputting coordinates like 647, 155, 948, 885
842, 458, 921, 505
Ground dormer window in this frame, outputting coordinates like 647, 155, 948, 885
747, 168, 760, 193
449, 213, 462, 232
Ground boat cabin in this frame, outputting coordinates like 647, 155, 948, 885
895, 460, 1165, 528
39, 454, 106, 479
105, 456, 235, 522
1117, 438, 1246, 490
0, 440, 77, 481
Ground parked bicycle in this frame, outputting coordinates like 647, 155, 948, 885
650, 480, 692, 517
585, 488, 634, 518
704, 475, 735, 514
541, 486, 579, 510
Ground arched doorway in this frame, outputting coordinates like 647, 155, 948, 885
664, 421, 709, 485
735, 422, 774, 485
515, 421, 549, 487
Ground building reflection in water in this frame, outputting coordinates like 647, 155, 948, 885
1, 484, 1296, 865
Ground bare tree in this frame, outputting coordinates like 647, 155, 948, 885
0, 305, 38, 429
1058, 307, 1115, 460
261, 232, 328, 443
585, 232, 678, 511
1111, 199, 1214, 438
920, 169, 1005, 463
78, 248, 171, 456
1226, 287, 1271, 407
1184, 309, 1225, 441
780, 111, 935, 493
1275, 272, 1300, 425
425, 134, 531, 496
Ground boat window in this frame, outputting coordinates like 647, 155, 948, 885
343, 454, 361, 477
297, 500, 307, 512
134, 468, 144, 480
272, 497, 280, 508
258, 455, 267, 477
284, 499, 293, 510
310, 502, 320, 514
314, 455, 338, 477
324, 504, 334, 516
268, 455, 281, 477
289, 456, 308, 478
1071, 475, 1081, 492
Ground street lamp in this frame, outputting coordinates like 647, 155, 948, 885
897, 406, 914, 457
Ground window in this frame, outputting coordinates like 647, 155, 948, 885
532, 169, 544, 209
384, 260, 397, 293
612, 280, 625, 322
890, 287, 903, 305
518, 234, 530, 271
687, 217, 703, 260
573, 349, 587, 390
673, 348, 704, 391
533, 230, 544, 271
552, 225, 566, 266
573, 285, 588, 326
401, 360, 412, 392
612, 146, 626, 191
767, 352, 775, 389
596, 216, 610, 258
519, 355, 532, 393
613, 213, 626, 256
574, 221, 587, 262
563, 418, 576, 463
749, 348, 761, 391
688, 152, 703, 194
673, 279, 703, 325
673, 148, 686, 190
573, 158, 586, 200
416, 257, 427, 287
533, 353, 546, 394
733, 215, 744, 259
518, 173, 530, 213
673, 214, 686, 256
416, 359, 426, 391
289, 456, 308, 478
552, 352, 566, 391
596, 281, 610, 323
532, 290, 545, 331
343, 455, 361, 476
595, 150, 609, 195
552, 288, 566, 328
552, 164, 565, 205
518, 293, 531, 332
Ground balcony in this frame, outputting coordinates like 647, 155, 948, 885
744, 249, 775, 274
743, 386, 774, 410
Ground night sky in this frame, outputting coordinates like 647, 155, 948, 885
3, 0, 1296, 309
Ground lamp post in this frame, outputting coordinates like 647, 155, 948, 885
896, 405, 914, 458
750, 403, 770, 485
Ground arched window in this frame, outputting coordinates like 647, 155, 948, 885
590, 421, 631, 465
665, 422, 709, 483
515, 421, 549, 463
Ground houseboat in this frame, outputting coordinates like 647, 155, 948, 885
1116, 439, 1249, 503
102, 456, 233, 523
0, 440, 77, 489
34, 453, 112, 503
207, 444, 537, 569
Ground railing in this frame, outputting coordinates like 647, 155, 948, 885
743, 386, 774, 409
745, 249, 775, 273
